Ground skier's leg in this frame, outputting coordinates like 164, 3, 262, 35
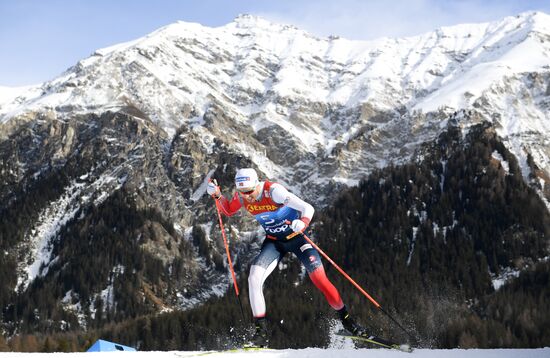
248, 240, 281, 318
308, 265, 345, 310
291, 236, 367, 336
290, 236, 366, 334
290, 237, 344, 310
247, 240, 282, 347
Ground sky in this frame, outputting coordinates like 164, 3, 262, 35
0, 0, 549, 87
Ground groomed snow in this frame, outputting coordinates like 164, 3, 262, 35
0, 348, 549, 357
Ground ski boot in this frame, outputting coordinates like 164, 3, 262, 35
337, 306, 413, 352
248, 317, 269, 348
338, 307, 367, 337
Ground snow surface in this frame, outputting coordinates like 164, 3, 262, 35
17, 181, 85, 290
491, 267, 520, 290
491, 151, 510, 174
0, 348, 549, 357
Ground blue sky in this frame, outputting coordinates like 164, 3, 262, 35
1, 0, 549, 86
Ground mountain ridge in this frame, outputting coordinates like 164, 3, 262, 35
1, 12, 549, 187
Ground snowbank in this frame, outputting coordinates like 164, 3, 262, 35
0, 348, 549, 357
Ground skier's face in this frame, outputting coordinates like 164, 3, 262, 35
238, 185, 259, 200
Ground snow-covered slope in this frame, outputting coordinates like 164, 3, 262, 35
1, 12, 549, 183
0, 348, 549, 357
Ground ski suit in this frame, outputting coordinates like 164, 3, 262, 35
216, 180, 344, 318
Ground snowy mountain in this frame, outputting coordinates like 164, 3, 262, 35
0, 11, 549, 345
1, 12, 549, 191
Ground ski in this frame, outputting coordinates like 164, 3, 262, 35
336, 330, 414, 353
241, 344, 271, 351
185, 346, 274, 356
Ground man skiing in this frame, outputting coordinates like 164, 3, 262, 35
207, 168, 366, 347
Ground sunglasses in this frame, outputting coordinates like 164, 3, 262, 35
238, 188, 255, 195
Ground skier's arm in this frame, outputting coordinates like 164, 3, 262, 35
216, 192, 242, 216
270, 184, 314, 229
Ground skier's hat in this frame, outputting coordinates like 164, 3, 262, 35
235, 168, 259, 192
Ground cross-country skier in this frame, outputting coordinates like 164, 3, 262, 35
207, 168, 367, 347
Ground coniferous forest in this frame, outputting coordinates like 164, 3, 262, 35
0, 122, 549, 351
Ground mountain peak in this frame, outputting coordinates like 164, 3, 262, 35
518, 10, 550, 20
228, 13, 304, 35
522, 10, 550, 32
233, 13, 270, 24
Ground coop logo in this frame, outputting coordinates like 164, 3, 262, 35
266, 224, 289, 234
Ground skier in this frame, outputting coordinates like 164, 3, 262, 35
207, 168, 366, 347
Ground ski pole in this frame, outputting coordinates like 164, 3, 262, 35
288, 222, 414, 339
212, 181, 246, 323
302, 231, 413, 338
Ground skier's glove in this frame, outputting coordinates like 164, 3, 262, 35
207, 179, 221, 199
290, 218, 310, 233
